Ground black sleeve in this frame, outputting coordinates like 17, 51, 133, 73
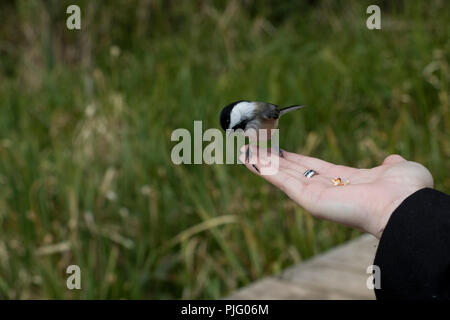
374, 187, 450, 300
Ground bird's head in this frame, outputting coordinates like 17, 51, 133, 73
220, 100, 254, 131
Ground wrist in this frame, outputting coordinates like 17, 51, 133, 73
371, 186, 430, 239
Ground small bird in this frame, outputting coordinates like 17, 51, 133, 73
220, 100, 304, 171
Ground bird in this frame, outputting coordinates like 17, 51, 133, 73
220, 100, 304, 172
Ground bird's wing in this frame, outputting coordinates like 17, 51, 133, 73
261, 103, 280, 120
231, 118, 249, 131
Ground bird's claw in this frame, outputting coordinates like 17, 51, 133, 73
245, 146, 250, 163
245, 146, 260, 173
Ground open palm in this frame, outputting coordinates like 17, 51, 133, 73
240, 147, 434, 238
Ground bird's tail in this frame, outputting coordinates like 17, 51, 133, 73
279, 105, 305, 116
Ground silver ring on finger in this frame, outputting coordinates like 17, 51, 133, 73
303, 169, 318, 179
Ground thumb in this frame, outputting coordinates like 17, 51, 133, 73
382, 154, 406, 165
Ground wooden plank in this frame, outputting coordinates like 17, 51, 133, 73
228, 234, 379, 300
228, 278, 359, 300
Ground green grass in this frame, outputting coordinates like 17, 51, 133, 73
0, 0, 449, 299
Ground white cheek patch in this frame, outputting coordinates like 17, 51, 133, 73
230, 102, 255, 128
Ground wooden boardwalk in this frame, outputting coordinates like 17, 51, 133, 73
229, 234, 379, 300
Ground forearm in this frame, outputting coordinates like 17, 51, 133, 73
374, 188, 450, 300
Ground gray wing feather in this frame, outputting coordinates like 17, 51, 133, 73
259, 103, 280, 120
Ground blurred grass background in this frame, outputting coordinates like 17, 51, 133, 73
0, 0, 449, 299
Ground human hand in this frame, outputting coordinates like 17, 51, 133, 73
239, 146, 434, 238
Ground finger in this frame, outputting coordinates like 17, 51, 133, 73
281, 165, 331, 187
276, 152, 332, 182
243, 145, 308, 177
241, 146, 310, 174
239, 147, 336, 215
279, 157, 321, 182
241, 145, 325, 183
238, 146, 269, 174
382, 154, 406, 165
239, 149, 306, 196
262, 171, 305, 201
279, 155, 307, 172
281, 166, 306, 180
277, 151, 371, 194
283, 150, 366, 178
281, 150, 334, 173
